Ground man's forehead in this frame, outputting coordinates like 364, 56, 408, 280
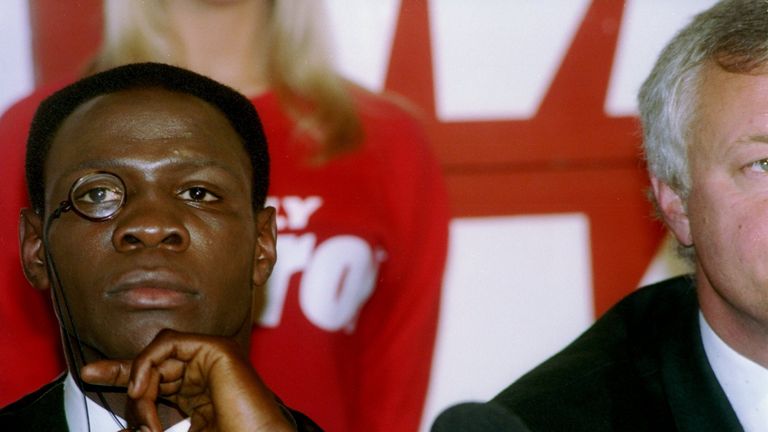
51, 88, 239, 149
71, 91, 219, 139
67, 87, 225, 123
46, 88, 249, 183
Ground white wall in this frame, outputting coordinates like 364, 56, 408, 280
0, 0, 34, 115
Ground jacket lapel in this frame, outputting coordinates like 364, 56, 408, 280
659, 286, 742, 432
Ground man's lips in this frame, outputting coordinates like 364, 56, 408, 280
106, 272, 198, 309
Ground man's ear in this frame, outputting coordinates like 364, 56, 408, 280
252, 206, 277, 288
19, 208, 51, 291
650, 176, 693, 247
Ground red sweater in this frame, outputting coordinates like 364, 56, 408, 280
0, 84, 449, 432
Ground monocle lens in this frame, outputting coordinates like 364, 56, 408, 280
68, 172, 126, 221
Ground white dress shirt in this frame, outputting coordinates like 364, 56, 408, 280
64, 373, 191, 431
700, 312, 768, 432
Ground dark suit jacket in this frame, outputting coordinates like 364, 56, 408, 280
0, 374, 68, 431
0, 374, 323, 431
434, 276, 743, 432
432, 401, 532, 432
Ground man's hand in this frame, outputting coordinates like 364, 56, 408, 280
80, 329, 295, 432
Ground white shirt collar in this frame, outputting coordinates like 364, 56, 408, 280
64, 373, 191, 431
700, 312, 768, 432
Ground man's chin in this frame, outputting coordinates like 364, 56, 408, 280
78, 318, 195, 361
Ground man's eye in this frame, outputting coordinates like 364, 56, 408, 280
749, 159, 768, 172
76, 187, 122, 204
179, 187, 219, 202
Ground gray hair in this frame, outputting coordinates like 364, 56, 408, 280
639, 0, 768, 198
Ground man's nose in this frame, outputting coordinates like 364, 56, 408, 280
111, 193, 190, 252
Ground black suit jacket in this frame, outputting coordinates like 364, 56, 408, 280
0, 374, 69, 431
0, 374, 323, 431
434, 276, 743, 432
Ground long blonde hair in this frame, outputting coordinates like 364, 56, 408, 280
90, 0, 362, 159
